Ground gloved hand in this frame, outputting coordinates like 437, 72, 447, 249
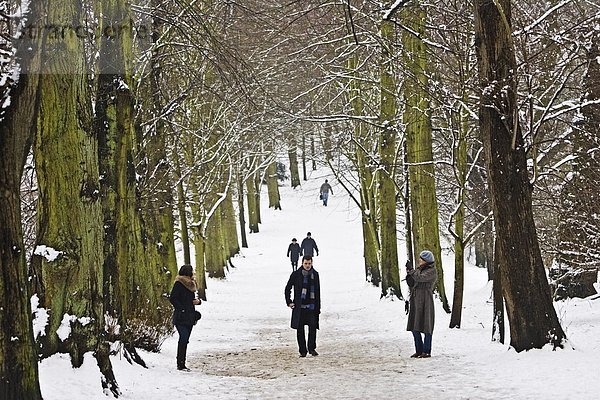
405, 260, 413, 271
404, 300, 409, 315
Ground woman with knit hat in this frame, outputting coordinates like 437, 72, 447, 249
406, 250, 438, 358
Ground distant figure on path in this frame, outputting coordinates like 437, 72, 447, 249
319, 179, 333, 206
300, 232, 319, 257
285, 255, 321, 357
287, 238, 301, 271
406, 250, 438, 359
169, 264, 202, 371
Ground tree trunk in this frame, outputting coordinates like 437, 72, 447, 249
288, 146, 301, 188
237, 169, 248, 248
348, 52, 381, 286
378, 19, 401, 299
138, 0, 178, 301
401, 3, 449, 312
175, 158, 191, 264
246, 174, 259, 233
33, 6, 112, 393
0, 1, 44, 396
474, 0, 566, 351
266, 160, 281, 210
492, 236, 504, 343
557, 21, 600, 269
450, 100, 470, 329
301, 135, 308, 181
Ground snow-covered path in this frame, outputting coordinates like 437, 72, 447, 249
40, 170, 600, 399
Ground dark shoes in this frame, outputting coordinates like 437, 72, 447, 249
410, 353, 421, 358
299, 353, 307, 357
418, 353, 431, 358
309, 350, 319, 356
177, 365, 191, 371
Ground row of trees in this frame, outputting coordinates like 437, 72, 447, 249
1, 0, 598, 398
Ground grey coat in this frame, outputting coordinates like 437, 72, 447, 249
406, 264, 437, 334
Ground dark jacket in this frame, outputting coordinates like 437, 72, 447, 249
169, 280, 197, 326
285, 268, 321, 329
300, 237, 318, 257
287, 242, 301, 262
320, 182, 333, 194
406, 264, 437, 334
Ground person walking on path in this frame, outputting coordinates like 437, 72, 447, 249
285, 255, 321, 357
300, 232, 319, 257
319, 179, 333, 206
287, 238, 301, 271
169, 264, 202, 371
406, 250, 438, 358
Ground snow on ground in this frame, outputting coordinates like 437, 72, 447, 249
40, 169, 600, 399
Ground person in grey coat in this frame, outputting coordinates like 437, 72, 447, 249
319, 179, 333, 206
406, 250, 438, 358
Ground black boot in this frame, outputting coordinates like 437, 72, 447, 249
177, 343, 190, 371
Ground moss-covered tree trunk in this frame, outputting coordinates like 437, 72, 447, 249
246, 174, 259, 233
96, 0, 160, 355
266, 159, 281, 210
474, 0, 566, 351
401, 4, 449, 311
175, 158, 191, 264
32, 2, 117, 394
223, 190, 240, 259
288, 144, 301, 188
0, 1, 44, 396
348, 52, 381, 286
237, 167, 249, 248
378, 19, 401, 299
205, 204, 226, 278
137, 0, 178, 305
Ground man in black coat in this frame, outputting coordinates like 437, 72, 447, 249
300, 232, 319, 257
286, 238, 301, 271
285, 255, 321, 357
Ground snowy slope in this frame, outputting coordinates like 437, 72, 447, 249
39, 169, 600, 399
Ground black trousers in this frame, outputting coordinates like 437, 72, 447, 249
296, 309, 317, 354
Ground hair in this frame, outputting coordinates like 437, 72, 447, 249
302, 255, 313, 262
178, 264, 194, 277
292, 238, 297, 242
325, 179, 328, 182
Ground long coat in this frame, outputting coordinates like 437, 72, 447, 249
406, 264, 437, 334
287, 242, 301, 263
284, 268, 321, 329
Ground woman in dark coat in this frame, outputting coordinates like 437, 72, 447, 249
169, 264, 201, 371
287, 238, 301, 271
285, 256, 321, 357
406, 250, 438, 358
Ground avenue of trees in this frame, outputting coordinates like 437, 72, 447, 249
1, 0, 598, 397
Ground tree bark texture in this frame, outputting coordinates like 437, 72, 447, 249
266, 160, 281, 210
474, 0, 566, 351
33, 0, 106, 368
288, 146, 301, 188
557, 25, 600, 269
401, 3, 449, 312
348, 52, 381, 286
378, 19, 401, 299
0, 1, 44, 397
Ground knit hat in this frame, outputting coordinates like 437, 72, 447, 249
307, 232, 311, 236
419, 250, 434, 264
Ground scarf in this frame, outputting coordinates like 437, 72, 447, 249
300, 269, 316, 309
175, 274, 197, 293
